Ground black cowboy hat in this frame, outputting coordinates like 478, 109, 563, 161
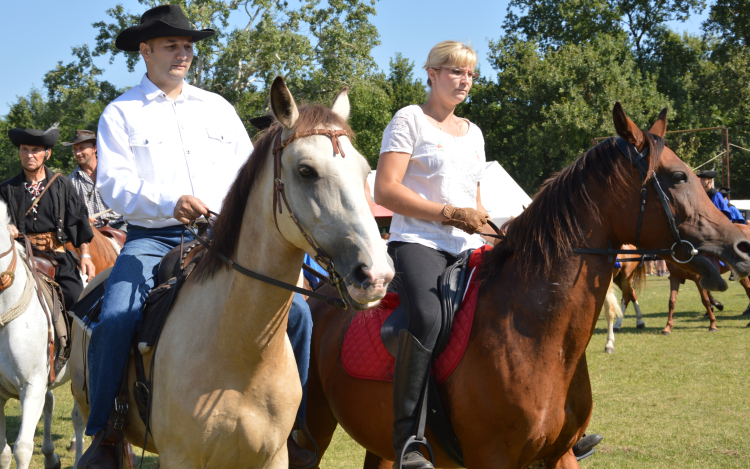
62, 129, 97, 146
115, 4, 215, 52
249, 114, 275, 131
696, 169, 718, 179
719, 187, 731, 196
8, 127, 59, 148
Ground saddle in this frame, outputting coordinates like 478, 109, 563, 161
380, 249, 474, 360
97, 226, 126, 248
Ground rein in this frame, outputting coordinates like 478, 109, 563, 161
0, 235, 18, 291
574, 137, 698, 264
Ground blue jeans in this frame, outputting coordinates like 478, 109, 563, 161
85, 225, 314, 434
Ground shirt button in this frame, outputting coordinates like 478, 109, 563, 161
187, 150, 191, 154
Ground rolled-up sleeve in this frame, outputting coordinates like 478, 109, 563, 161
96, 105, 179, 221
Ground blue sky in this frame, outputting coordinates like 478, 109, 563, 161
0, 0, 708, 116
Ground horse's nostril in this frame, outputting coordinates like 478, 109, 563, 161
738, 241, 750, 254
352, 264, 371, 288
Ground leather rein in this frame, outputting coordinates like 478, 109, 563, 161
185, 127, 355, 309
574, 137, 698, 264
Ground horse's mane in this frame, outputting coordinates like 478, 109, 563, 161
195, 104, 354, 280
484, 134, 664, 279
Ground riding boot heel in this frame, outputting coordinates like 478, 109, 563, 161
392, 330, 434, 469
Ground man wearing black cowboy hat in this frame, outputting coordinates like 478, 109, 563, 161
696, 169, 736, 221
81, 5, 317, 469
64, 130, 125, 229
718, 187, 746, 224
0, 126, 95, 309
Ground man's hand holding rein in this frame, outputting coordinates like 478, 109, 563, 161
173, 195, 209, 224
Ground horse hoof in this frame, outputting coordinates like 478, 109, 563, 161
661, 330, 671, 335
636, 323, 645, 329
45, 454, 61, 469
605, 346, 614, 354
742, 306, 750, 316
715, 303, 724, 311
709, 328, 718, 332
613, 327, 620, 333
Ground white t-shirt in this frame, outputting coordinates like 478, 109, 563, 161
379, 105, 486, 255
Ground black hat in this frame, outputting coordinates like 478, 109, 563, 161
696, 169, 718, 179
62, 129, 97, 146
719, 187, 731, 196
8, 127, 59, 148
249, 114, 275, 131
115, 4, 215, 52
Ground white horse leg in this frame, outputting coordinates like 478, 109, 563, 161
604, 282, 618, 354
42, 391, 61, 469
14, 385, 47, 469
634, 301, 645, 329
70, 400, 85, 467
0, 398, 12, 469
614, 299, 625, 331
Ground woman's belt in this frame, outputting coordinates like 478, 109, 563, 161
26, 232, 65, 253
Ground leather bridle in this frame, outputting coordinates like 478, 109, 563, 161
574, 137, 699, 264
272, 128, 350, 296
185, 127, 355, 309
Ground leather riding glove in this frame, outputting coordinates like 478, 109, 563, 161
441, 204, 489, 235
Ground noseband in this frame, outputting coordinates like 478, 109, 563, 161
574, 137, 698, 264
272, 128, 351, 294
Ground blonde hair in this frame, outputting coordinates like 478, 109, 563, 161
423, 41, 477, 87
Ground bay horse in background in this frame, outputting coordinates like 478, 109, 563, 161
301, 104, 750, 468
65, 224, 121, 278
69, 76, 393, 469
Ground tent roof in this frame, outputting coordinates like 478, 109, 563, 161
366, 162, 531, 225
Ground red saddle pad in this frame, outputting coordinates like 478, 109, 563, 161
341, 245, 489, 384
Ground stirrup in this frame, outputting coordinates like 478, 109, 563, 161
396, 435, 434, 469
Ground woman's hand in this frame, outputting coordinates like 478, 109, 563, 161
441, 204, 489, 235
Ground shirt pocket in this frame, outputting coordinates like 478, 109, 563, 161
206, 126, 235, 145
128, 132, 163, 173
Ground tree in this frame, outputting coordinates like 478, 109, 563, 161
703, 0, 750, 48
461, 35, 669, 194
385, 53, 427, 115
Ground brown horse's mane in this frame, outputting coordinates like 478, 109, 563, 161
484, 133, 665, 279
194, 104, 354, 281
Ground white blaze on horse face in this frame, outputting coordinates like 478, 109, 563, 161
279, 133, 393, 308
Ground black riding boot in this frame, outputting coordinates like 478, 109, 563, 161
392, 330, 434, 469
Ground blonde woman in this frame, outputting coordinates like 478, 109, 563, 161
375, 41, 491, 469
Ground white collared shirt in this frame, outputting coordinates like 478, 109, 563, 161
97, 74, 252, 228
380, 105, 486, 255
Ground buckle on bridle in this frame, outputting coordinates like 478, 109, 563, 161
671, 239, 699, 264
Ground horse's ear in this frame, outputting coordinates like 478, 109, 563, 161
270, 76, 299, 130
331, 87, 351, 121
648, 108, 668, 137
613, 102, 645, 150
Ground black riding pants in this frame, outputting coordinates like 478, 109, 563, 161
387, 241, 458, 351
49, 250, 84, 311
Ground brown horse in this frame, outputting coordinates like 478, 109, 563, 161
302, 104, 750, 469
65, 225, 120, 277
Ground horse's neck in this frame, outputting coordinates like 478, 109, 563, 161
203, 176, 304, 356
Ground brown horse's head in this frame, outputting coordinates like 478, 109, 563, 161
611, 103, 750, 291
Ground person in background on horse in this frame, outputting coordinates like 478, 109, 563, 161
0, 127, 95, 309
697, 169, 734, 217
80, 5, 316, 469
719, 187, 746, 224
375, 41, 492, 469
64, 130, 126, 230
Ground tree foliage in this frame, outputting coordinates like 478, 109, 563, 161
703, 0, 750, 47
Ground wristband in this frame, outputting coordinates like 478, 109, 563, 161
82, 254, 91, 259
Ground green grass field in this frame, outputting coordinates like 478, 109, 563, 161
5, 274, 749, 468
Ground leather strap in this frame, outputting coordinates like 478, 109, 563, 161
0, 234, 18, 291
24, 173, 62, 218
22, 235, 56, 384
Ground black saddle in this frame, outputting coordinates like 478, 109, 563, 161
381, 249, 475, 359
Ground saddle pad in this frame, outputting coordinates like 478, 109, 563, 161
341, 245, 489, 384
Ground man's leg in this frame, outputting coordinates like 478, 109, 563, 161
286, 293, 316, 468
84, 226, 186, 437
52, 252, 84, 310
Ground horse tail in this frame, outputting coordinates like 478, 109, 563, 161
632, 259, 647, 295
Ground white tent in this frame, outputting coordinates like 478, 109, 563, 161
367, 161, 531, 227
730, 199, 750, 219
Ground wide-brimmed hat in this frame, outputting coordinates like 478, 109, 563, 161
115, 4, 215, 52
62, 129, 97, 146
8, 127, 60, 148
696, 169, 718, 179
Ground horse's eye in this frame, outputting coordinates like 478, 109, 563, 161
298, 165, 317, 179
672, 172, 687, 183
